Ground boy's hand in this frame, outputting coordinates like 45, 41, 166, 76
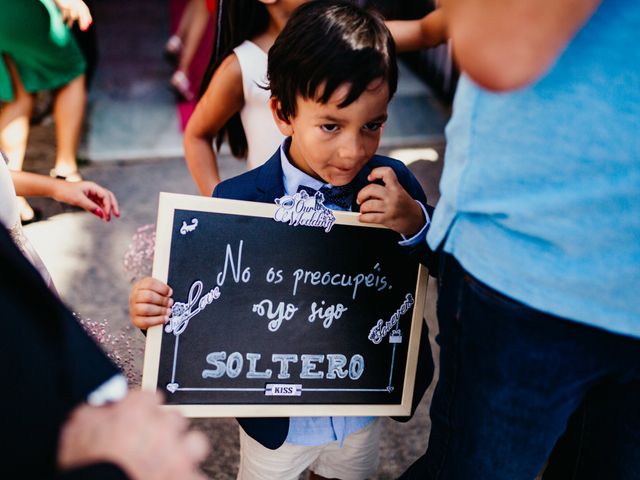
357, 167, 425, 236
129, 277, 173, 329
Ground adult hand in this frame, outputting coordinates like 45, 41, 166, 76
57, 390, 210, 480
52, 180, 120, 222
54, 0, 93, 31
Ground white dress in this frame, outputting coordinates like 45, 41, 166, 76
233, 40, 285, 170
0, 155, 53, 288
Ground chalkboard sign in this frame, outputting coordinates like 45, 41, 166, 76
142, 192, 427, 417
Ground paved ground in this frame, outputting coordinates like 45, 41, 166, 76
20, 1, 449, 477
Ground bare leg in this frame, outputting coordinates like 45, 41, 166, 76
176, 0, 198, 40
165, 0, 197, 57
52, 74, 86, 180
0, 56, 33, 171
0, 57, 35, 221
177, 0, 210, 74
169, 0, 210, 100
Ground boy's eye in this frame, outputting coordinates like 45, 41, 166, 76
364, 122, 383, 132
320, 124, 339, 133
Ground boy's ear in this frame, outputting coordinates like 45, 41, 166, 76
270, 98, 293, 136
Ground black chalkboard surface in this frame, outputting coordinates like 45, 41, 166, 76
142, 193, 427, 417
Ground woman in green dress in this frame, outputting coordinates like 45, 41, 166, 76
0, 0, 92, 221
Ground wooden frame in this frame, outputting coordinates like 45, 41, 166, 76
142, 192, 428, 417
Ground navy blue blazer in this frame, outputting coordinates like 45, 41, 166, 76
213, 149, 435, 449
0, 227, 127, 479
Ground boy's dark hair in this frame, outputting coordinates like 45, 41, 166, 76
200, 0, 270, 159
267, 0, 398, 121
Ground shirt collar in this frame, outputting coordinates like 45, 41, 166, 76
280, 137, 325, 196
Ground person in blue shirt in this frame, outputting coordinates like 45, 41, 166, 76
130, 2, 434, 479
401, 1, 640, 479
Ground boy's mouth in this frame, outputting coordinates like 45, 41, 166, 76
328, 171, 358, 186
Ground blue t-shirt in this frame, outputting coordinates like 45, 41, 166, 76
428, 0, 640, 337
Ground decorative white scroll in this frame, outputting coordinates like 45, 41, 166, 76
180, 218, 199, 235
273, 190, 336, 232
368, 293, 414, 344
165, 280, 221, 336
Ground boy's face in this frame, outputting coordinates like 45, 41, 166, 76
272, 79, 389, 186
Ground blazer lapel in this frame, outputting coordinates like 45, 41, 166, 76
256, 149, 285, 203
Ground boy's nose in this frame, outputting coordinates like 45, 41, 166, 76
338, 135, 367, 163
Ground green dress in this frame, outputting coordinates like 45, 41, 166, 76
0, 0, 86, 101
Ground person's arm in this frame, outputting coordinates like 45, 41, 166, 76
386, 8, 448, 53
183, 54, 244, 196
11, 170, 120, 222
441, 0, 601, 91
57, 390, 209, 480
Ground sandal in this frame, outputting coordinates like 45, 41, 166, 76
164, 35, 182, 65
169, 70, 194, 102
50, 168, 83, 183
17, 196, 42, 225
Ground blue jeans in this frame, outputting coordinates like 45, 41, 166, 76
401, 253, 640, 479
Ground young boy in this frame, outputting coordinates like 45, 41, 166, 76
130, 2, 433, 478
